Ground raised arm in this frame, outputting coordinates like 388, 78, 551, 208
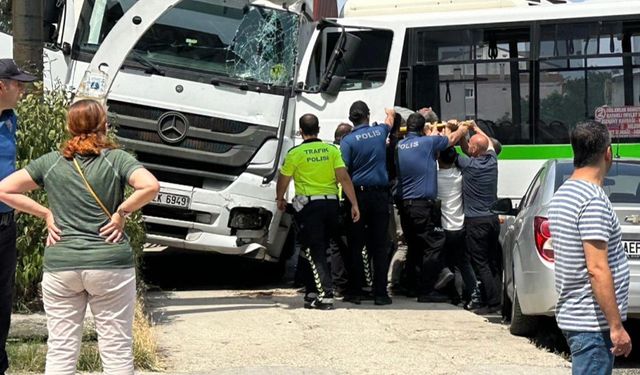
383, 107, 396, 128
470, 121, 494, 149
459, 132, 471, 156
445, 121, 469, 147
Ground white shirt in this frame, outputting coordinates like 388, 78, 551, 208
437, 167, 464, 231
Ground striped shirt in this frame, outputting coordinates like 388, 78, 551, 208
548, 179, 629, 332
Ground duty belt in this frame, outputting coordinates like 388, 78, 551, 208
401, 198, 437, 207
0, 211, 14, 226
307, 195, 338, 201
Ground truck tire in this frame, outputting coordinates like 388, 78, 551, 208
509, 286, 539, 337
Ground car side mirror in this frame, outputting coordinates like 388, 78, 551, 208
490, 198, 518, 216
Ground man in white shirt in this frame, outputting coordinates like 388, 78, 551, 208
437, 146, 478, 306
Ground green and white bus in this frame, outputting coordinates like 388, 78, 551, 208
299, 0, 640, 200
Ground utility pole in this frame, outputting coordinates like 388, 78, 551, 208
12, 0, 43, 79
313, 0, 338, 20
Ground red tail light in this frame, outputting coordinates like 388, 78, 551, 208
534, 216, 554, 262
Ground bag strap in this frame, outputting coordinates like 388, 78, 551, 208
72, 158, 112, 218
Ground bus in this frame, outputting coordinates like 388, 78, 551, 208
314, 0, 640, 201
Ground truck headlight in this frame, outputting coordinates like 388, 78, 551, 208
228, 207, 273, 230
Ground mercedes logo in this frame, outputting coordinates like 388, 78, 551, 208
157, 112, 189, 144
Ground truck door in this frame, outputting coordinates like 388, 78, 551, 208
295, 21, 404, 141
43, 0, 78, 88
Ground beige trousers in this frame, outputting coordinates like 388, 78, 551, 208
41, 268, 136, 375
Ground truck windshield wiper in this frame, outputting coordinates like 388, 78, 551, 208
211, 76, 249, 91
130, 51, 165, 76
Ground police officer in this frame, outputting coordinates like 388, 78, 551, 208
0, 59, 36, 374
340, 101, 395, 305
276, 114, 360, 310
395, 113, 468, 302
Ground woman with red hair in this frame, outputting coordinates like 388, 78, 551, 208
0, 99, 159, 374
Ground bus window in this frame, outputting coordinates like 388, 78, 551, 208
305, 28, 393, 92
407, 26, 531, 145
538, 21, 639, 144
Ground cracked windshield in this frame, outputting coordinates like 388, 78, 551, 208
77, 0, 299, 86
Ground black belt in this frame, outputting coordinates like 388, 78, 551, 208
401, 198, 437, 207
0, 211, 14, 226
356, 185, 388, 192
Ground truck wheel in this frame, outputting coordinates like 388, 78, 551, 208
509, 286, 539, 337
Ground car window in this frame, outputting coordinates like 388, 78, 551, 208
555, 161, 640, 204
521, 167, 544, 209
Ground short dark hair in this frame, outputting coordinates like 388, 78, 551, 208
334, 123, 352, 144
570, 121, 611, 168
439, 146, 458, 165
299, 114, 319, 136
349, 100, 370, 125
406, 113, 426, 134
423, 110, 439, 124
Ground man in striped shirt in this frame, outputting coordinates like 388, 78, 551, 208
548, 121, 631, 375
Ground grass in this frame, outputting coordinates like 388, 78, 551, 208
7, 297, 163, 372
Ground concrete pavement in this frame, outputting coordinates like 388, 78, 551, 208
146, 288, 570, 374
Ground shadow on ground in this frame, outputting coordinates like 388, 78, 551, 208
486, 313, 640, 371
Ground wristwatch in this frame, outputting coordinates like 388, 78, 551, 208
117, 208, 132, 219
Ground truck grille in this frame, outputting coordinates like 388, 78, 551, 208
106, 100, 278, 181
108, 101, 249, 134
116, 127, 233, 154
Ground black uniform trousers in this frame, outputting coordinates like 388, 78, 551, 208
443, 229, 477, 301
0, 216, 16, 375
328, 203, 350, 293
399, 200, 446, 295
465, 215, 501, 306
294, 200, 338, 302
345, 190, 390, 297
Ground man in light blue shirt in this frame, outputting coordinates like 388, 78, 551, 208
0, 58, 35, 375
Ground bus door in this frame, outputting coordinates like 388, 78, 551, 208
295, 21, 404, 142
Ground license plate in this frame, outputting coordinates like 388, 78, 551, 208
153, 192, 190, 208
623, 241, 640, 259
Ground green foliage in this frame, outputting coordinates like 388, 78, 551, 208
539, 71, 613, 128
14, 83, 69, 311
6, 341, 103, 372
13, 84, 147, 311
0, 0, 10, 34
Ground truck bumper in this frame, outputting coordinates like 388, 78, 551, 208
142, 173, 289, 262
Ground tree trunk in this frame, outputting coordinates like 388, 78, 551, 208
11, 0, 42, 79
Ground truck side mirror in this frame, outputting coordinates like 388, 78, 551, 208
490, 198, 518, 216
43, 0, 63, 44
319, 32, 361, 96
322, 76, 345, 96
